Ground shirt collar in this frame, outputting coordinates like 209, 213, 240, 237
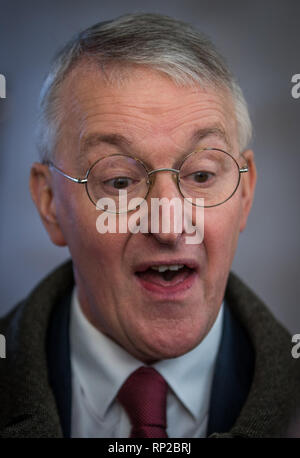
70, 287, 224, 421
154, 305, 223, 419
70, 289, 142, 419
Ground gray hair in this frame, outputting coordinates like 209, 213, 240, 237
37, 13, 252, 162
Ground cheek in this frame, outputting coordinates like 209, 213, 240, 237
203, 200, 242, 266
54, 183, 125, 263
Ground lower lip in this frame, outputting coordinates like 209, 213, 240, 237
135, 270, 197, 299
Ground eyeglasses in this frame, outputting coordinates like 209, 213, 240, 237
45, 148, 248, 213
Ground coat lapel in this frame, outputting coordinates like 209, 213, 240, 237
207, 303, 255, 436
46, 291, 72, 438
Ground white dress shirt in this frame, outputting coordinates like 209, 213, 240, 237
70, 288, 224, 438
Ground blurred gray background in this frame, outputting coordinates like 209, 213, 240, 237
0, 0, 299, 332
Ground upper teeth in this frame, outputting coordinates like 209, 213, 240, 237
151, 264, 184, 273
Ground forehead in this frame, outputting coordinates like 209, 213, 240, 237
57, 63, 238, 162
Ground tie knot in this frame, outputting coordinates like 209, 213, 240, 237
117, 366, 168, 438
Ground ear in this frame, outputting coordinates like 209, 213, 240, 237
239, 149, 257, 232
29, 162, 67, 246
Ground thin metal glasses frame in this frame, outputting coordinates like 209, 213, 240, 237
45, 148, 248, 209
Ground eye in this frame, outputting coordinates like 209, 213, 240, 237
104, 176, 134, 189
191, 171, 215, 184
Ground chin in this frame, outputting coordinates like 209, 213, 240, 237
136, 328, 206, 362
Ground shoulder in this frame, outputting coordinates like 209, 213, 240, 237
0, 260, 74, 437
223, 272, 300, 437
0, 259, 74, 331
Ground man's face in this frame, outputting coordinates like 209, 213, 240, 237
32, 65, 256, 362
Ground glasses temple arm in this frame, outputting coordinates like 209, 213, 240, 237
44, 161, 87, 183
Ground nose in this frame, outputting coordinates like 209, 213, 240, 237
148, 169, 180, 198
144, 170, 184, 245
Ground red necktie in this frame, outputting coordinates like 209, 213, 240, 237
117, 366, 168, 438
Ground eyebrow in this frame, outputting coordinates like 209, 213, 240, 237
190, 126, 231, 150
76, 133, 133, 168
80, 133, 132, 154
78, 126, 231, 166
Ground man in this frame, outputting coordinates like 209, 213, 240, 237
0, 13, 299, 438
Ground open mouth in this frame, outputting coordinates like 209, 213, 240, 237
135, 264, 196, 288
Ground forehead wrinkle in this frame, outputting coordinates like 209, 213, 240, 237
78, 100, 232, 139
76, 98, 234, 163
67, 75, 232, 133
70, 78, 228, 120
60, 69, 237, 168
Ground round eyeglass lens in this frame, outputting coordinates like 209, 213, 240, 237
178, 149, 240, 207
86, 155, 149, 212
